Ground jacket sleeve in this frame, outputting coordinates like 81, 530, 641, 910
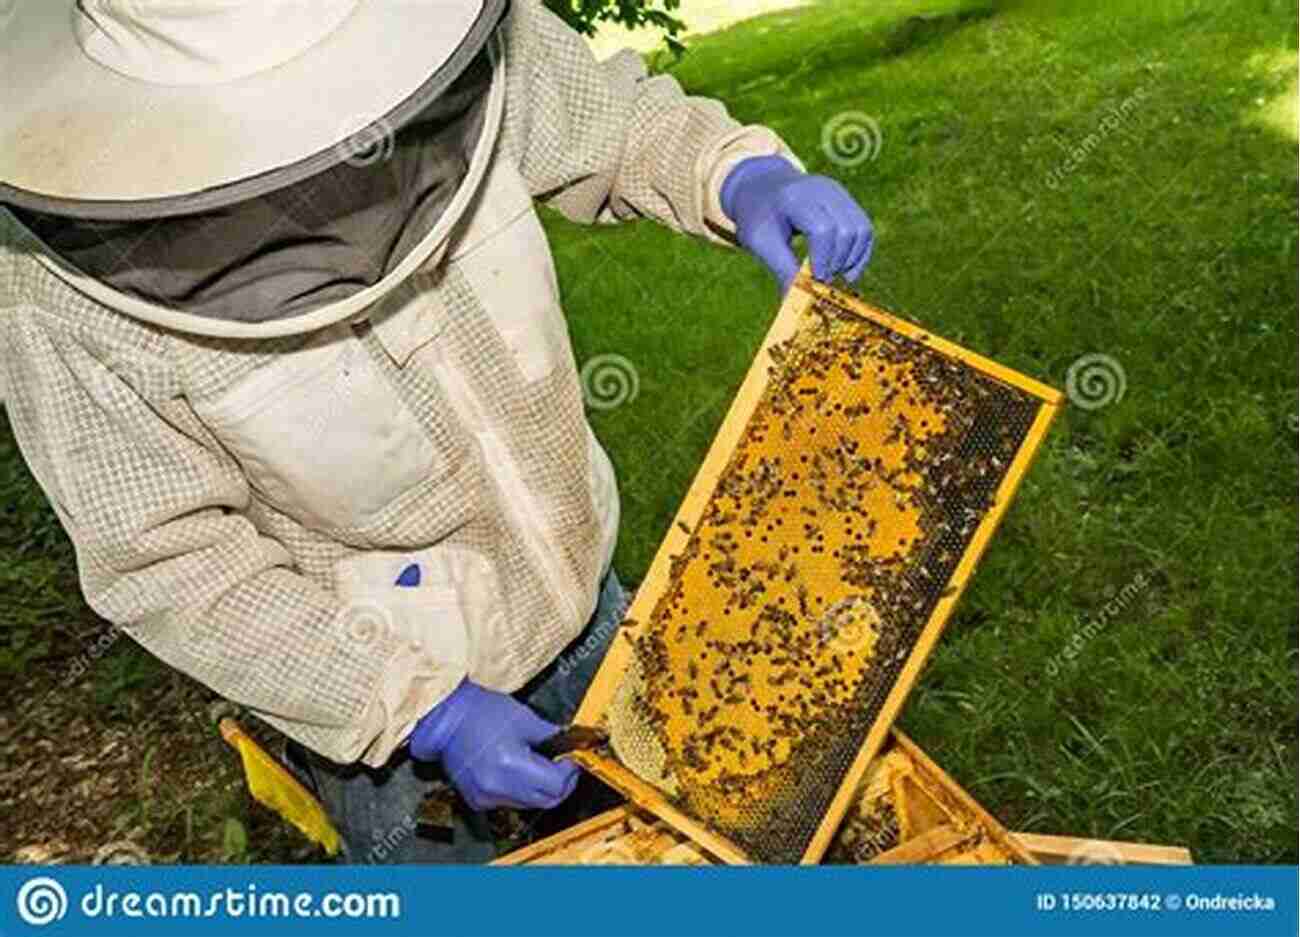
498, 0, 804, 242
0, 307, 459, 768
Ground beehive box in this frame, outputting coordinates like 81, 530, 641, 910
496, 731, 1034, 865
825, 730, 1033, 864
571, 272, 1063, 864
499, 729, 1193, 866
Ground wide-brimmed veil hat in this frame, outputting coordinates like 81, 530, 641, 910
0, 0, 507, 219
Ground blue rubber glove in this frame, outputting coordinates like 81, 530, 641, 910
721, 155, 875, 294
398, 565, 580, 812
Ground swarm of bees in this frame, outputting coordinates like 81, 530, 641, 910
604, 292, 1043, 863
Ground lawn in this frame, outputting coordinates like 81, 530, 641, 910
1, 0, 1295, 864
555, 0, 1298, 862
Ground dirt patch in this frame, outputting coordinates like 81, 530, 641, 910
1, 636, 320, 865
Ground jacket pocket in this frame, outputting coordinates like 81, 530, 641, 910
194, 323, 439, 532
448, 158, 573, 384
333, 550, 473, 670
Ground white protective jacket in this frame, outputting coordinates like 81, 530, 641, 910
0, 0, 799, 766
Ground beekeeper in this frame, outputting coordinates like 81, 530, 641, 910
0, 0, 873, 862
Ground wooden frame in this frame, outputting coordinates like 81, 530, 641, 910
887, 731, 1038, 865
490, 808, 636, 866
1013, 833, 1194, 866
500, 730, 1045, 866
574, 271, 1063, 864
494, 810, 1196, 868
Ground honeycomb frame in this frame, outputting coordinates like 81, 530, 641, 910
573, 270, 1063, 864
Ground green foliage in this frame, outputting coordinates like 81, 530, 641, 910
93, 643, 170, 711
544, 0, 686, 53
221, 817, 250, 863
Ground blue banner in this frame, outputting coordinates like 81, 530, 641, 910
1, 865, 1295, 937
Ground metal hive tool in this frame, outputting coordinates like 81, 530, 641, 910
572, 271, 1062, 864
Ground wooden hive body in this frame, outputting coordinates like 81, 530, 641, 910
498, 732, 1193, 866
498, 732, 1035, 865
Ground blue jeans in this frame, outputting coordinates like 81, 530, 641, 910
288, 570, 629, 864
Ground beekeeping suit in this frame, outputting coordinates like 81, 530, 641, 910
0, 0, 807, 768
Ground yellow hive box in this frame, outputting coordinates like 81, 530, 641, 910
497, 731, 1031, 865
499, 731, 1193, 866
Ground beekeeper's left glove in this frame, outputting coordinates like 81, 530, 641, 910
722, 155, 874, 294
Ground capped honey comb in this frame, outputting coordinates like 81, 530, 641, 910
573, 271, 1061, 864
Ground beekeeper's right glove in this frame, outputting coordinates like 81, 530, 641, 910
721, 155, 875, 294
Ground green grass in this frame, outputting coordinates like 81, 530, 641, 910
556, 0, 1298, 862
1, 0, 1294, 864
